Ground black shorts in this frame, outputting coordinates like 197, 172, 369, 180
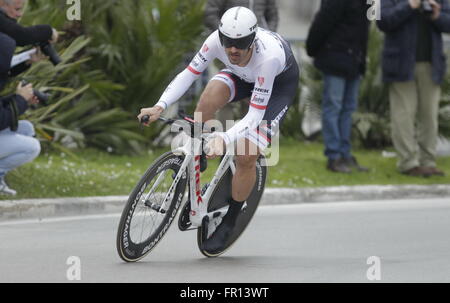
210, 61, 300, 149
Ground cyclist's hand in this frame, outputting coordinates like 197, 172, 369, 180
138, 106, 164, 126
205, 135, 225, 159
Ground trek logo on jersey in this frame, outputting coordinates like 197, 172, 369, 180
258, 77, 265, 86
196, 52, 207, 63
192, 51, 207, 67
202, 44, 209, 53
254, 87, 270, 95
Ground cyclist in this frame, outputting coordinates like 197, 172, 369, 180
138, 6, 299, 254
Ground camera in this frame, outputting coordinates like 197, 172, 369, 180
32, 88, 50, 105
421, 0, 433, 15
38, 42, 61, 66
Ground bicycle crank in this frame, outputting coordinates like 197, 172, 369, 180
144, 200, 166, 214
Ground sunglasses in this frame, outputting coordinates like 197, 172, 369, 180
219, 31, 256, 50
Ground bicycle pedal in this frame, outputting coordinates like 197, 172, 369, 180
144, 200, 166, 214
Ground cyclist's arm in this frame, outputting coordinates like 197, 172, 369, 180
155, 34, 218, 110
154, 69, 201, 110
218, 58, 281, 145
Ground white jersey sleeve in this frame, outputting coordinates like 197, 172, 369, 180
155, 33, 219, 110
220, 57, 282, 145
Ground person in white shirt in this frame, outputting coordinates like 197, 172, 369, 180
138, 7, 299, 254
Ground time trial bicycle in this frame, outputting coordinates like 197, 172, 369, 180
116, 114, 267, 261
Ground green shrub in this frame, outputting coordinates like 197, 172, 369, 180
10, 0, 206, 154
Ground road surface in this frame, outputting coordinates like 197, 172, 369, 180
0, 198, 449, 283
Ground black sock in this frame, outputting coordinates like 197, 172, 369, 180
223, 199, 244, 226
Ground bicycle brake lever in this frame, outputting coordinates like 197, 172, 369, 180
140, 115, 175, 131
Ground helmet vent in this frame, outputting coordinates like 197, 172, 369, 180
234, 7, 241, 20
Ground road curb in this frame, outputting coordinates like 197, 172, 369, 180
1, 184, 449, 221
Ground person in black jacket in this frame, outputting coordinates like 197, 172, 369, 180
0, 0, 58, 77
0, 32, 40, 196
306, 0, 370, 173
0, 0, 58, 45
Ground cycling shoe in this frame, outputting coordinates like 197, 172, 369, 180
201, 221, 234, 255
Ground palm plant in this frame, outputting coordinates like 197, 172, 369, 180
353, 23, 391, 148
11, 0, 206, 154
6, 36, 144, 155
83, 2, 205, 104
297, 58, 323, 140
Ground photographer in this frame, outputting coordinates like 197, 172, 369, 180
0, 33, 40, 196
0, 0, 58, 44
377, 0, 450, 177
0, 0, 59, 74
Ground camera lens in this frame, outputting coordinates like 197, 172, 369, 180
39, 43, 62, 66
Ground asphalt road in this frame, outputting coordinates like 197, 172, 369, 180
0, 198, 449, 283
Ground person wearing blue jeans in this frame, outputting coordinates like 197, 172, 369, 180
322, 75, 362, 172
0, 32, 40, 195
306, 0, 370, 173
0, 121, 40, 195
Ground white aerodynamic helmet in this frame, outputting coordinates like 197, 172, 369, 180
218, 6, 258, 49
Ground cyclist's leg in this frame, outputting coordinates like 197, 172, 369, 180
201, 139, 260, 254
196, 70, 252, 127
232, 138, 260, 202
199, 65, 253, 126
195, 77, 231, 122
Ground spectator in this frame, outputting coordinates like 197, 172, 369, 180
377, 0, 450, 177
0, 0, 58, 76
306, 0, 370, 173
0, 33, 40, 196
0, 0, 58, 46
204, 0, 279, 131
